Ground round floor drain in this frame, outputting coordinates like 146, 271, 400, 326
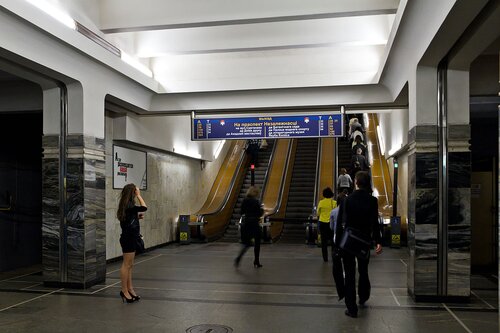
186, 324, 233, 333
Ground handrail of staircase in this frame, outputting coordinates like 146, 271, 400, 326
260, 139, 278, 201
361, 113, 376, 192
198, 142, 247, 223
312, 138, 322, 212
264, 139, 294, 220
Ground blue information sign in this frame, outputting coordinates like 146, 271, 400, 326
192, 114, 343, 140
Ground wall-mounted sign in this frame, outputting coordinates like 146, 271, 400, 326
113, 145, 147, 190
192, 114, 343, 140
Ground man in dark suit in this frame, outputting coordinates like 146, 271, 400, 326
335, 171, 382, 318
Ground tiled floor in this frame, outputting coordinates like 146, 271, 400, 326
0, 243, 498, 332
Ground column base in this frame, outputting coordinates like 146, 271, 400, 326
410, 292, 470, 303
44, 277, 105, 289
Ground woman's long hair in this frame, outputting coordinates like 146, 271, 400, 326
117, 183, 136, 222
246, 186, 260, 199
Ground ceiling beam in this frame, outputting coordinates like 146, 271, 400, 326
99, 0, 398, 33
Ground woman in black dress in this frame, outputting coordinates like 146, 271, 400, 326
117, 183, 147, 303
234, 186, 264, 268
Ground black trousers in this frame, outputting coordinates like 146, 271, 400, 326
342, 252, 371, 314
332, 248, 345, 299
319, 222, 333, 262
236, 224, 261, 264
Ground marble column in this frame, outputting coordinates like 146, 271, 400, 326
407, 125, 439, 298
42, 134, 106, 288
446, 125, 471, 296
407, 125, 471, 300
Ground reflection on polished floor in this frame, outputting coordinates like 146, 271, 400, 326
0, 243, 497, 333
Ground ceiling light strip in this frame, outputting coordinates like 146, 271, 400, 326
25, 0, 76, 30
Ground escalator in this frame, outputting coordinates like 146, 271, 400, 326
364, 113, 393, 216
189, 140, 248, 241
279, 138, 319, 243
337, 138, 352, 177
219, 140, 275, 242
353, 113, 396, 244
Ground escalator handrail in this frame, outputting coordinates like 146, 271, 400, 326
260, 140, 278, 201
369, 113, 391, 204
313, 138, 322, 210
198, 143, 247, 221
264, 139, 294, 219
365, 113, 375, 192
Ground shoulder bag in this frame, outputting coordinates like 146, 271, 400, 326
136, 234, 145, 254
338, 202, 371, 259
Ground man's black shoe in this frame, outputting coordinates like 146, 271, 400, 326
345, 310, 357, 318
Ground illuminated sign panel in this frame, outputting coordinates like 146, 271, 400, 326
192, 114, 343, 140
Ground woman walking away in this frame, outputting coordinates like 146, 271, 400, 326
317, 187, 337, 262
235, 186, 264, 268
117, 183, 147, 303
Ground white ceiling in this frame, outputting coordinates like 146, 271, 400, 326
27, 0, 402, 93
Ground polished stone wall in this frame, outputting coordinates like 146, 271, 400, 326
447, 125, 471, 296
407, 125, 471, 299
407, 125, 439, 296
41, 135, 61, 283
42, 135, 106, 288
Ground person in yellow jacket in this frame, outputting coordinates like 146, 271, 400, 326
317, 187, 337, 262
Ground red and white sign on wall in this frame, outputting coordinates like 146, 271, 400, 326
113, 145, 147, 190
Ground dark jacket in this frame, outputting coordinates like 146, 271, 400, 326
120, 205, 147, 237
351, 143, 367, 156
335, 189, 381, 246
351, 154, 370, 171
241, 197, 263, 225
240, 197, 263, 244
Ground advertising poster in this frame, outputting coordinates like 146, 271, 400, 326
113, 145, 147, 190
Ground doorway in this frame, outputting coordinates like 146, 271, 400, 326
0, 74, 43, 273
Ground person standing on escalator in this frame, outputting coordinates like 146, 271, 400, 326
351, 148, 370, 172
337, 168, 353, 194
245, 139, 260, 167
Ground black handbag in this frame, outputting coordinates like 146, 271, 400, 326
339, 227, 371, 259
338, 201, 371, 259
136, 234, 145, 254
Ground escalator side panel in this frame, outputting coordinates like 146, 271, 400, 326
317, 138, 336, 203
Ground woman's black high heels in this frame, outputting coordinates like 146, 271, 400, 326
254, 262, 263, 268
129, 291, 141, 301
120, 291, 135, 303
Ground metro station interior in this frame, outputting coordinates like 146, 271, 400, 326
0, 1, 499, 332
